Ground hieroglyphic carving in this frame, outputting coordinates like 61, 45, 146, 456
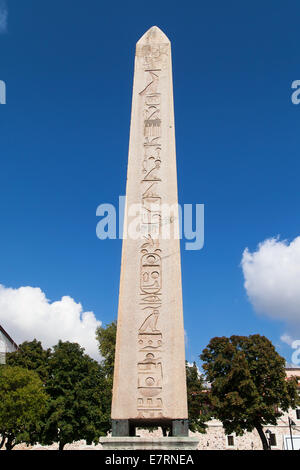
140, 234, 159, 252
138, 332, 162, 350
139, 71, 160, 96
140, 254, 161, 294
136, 43, 168, 69
140, 296, 161, 308
137, 352, 163, 418
139, 309, 160, 332
141, 182, 161, 238
137, 397, 164, 419
136, 43, 168, 419
142, 144, 161, 175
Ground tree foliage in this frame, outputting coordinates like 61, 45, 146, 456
186, 361, 212, 432
96, 321, 117, 378
200, 334, 299, 450
0, 365, 48, 450
95, 321, 117, 421
6, 339, 51, 382
41, 341, 110, 450
6, 339, 112, 450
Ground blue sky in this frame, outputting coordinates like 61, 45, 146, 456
0, 0, 300, 364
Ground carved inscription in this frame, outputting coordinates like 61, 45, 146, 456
136, 42, 168, 419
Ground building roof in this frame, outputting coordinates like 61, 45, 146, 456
0, 325, 18, 350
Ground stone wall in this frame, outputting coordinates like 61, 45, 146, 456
191, 408, 300, 450
8, 408, 300, 450
135, 408, 300, 450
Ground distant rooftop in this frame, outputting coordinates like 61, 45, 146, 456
0, 324, 18, 350
285, 363, 300, 371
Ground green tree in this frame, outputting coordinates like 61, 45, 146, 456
186, 361, 212, 432
95, 321, 117, 421
96, 321, 117, 378
0, 365, 49, 450
41, 341, 110, 450
200, 334, 299, 450
6, 339, 51, 382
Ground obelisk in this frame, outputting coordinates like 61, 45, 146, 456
111, 26, 188, 438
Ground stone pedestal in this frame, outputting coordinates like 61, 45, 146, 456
111, 419, 189, 437
100, 437, 199, 450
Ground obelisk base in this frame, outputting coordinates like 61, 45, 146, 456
112, 419, 189, 437
99, 436, 199, 450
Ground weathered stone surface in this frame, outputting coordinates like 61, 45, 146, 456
111, 26, 188, 425
99, 437, 199, 450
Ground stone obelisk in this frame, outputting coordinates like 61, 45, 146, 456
111, 26, 189, 439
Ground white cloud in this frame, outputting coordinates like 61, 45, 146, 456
241, 236, 300, 346
0, 1, 7, 34
280, 333, 294, 346
0, 284, 102, 361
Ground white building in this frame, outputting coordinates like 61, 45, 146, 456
0, 325, 18, 364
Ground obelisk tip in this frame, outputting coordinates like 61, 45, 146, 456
137, 26, 170, 45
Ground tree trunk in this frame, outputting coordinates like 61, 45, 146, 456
5, 436, 14, 451
0, 434, 6, 449
59, 441, 65, 451
255, 423, 269, 450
